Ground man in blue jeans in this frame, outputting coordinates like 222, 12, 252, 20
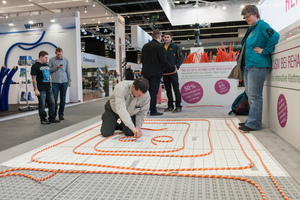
49, 47, 71, 120
31, 51, 60, 125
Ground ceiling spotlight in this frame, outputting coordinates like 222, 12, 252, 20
86, 0, 88, 2
193, 1, 199, 8
96, 26, 100, 31
96, 36, 99, 40
81, 28, 85, 32
84, 6, 87, 13
93, 0, 95, 7
91, 34, 95, 38
185, 0, 188, 4
29, 19, 34, 24
101, 37, 104, 41
83, 31, 87, 35
105, 10, 108, 15
104, 39, 107, 42
222, 5, 227, 10
174, 1, 180, 3
50, 17, 56, 23
104, 28, 108, 33
98, 20, 101, 24
241, 5, 245, 9
8, 20, 14, 26
3, 0, 7, 4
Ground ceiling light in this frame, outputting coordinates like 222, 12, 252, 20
185, 0, 188, 4
96, 36, 99, 40
50, 17, 56, 23
2, 0, 7, 4
29, 19, 34, 24
91, 34, 95, 38
193, 1, 199, 8
83, 31, 87, 35
98, 20, 100, 24
86, 0, 88, 2
222, 5, 227, 10
174, 1, 180, 3
100, 37, 104, 41
81, 28, 85, 32
105, 10, 108, 15
96, 26, 100, 31
84, 6, 87, 13
241, 5, 245, 9
8, 20, 14, 26
104, 39, 107, 42
93, 0, 95, 7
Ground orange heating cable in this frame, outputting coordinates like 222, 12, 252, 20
0, 118, 288, 199
227, 118, 289, 200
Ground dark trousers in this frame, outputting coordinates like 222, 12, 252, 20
37, 89, 55, 121
143, 76, 160, 114
52, 82, 68, 117
163, 73, 182, 108
100, 101, 136, 137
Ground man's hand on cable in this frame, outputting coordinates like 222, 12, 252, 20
131, 127, 142, 138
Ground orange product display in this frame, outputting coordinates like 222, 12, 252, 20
0, 118, 289, 200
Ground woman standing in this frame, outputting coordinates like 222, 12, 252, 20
239, 5, 280, 131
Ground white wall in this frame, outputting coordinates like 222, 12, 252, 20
263, 32, 300, 151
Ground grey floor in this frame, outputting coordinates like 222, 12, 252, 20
0, 89, 300, 200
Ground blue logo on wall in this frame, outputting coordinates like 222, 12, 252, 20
24, 23, 44, 29
24, 24, 31, 29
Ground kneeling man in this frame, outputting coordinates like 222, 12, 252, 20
101, 78, 150, 138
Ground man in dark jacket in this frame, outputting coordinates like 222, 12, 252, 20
141, 30, 174, 116
125, 64, 134, 80
162, 32, 184, 113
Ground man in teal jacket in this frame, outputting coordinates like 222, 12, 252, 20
239, 5, 280, 132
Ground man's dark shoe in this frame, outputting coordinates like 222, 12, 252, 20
49, 119, 60, 123
41, 120, 51, 125
150, 112, 163, 116
172, 107, 182, 113
164, 107, 174, 112
59, 116, 64, 120
239, 126, 255, 132
115, 123, 123, 131
239, 122, 245, 126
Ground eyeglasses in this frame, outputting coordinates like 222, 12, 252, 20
243, 14, 252, 19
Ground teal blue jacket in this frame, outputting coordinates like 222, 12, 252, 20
241, 20, 280, 68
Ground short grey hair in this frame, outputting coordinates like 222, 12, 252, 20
241, 5, 260, 19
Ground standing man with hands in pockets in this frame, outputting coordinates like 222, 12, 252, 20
162, 32, 184, 113
49, 47, 71, 121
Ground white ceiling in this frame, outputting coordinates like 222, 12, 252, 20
0, 0, 115, 25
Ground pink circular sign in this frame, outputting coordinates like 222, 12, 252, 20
181, 81, 203, 104
277, 94, 288, 128
214, 79, 230, 95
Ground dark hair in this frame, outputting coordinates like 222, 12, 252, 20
133, 78, 149, 93
241, 5, 260, 19
56, 47, 63, 53
39, 51, 48, 58
152, 30, 161, 39
164, 32, 172, 37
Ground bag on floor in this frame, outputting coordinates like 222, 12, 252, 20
228, 91, 249, 115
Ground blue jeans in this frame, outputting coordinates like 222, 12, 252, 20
143, 76, 161, 114
38, 89, 55, 121
52, 82, 68, 117
243, 66, 270, 130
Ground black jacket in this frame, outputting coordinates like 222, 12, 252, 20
141, 39, 174, 78
125, 68, 134, 80
163, 42, 184, 73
